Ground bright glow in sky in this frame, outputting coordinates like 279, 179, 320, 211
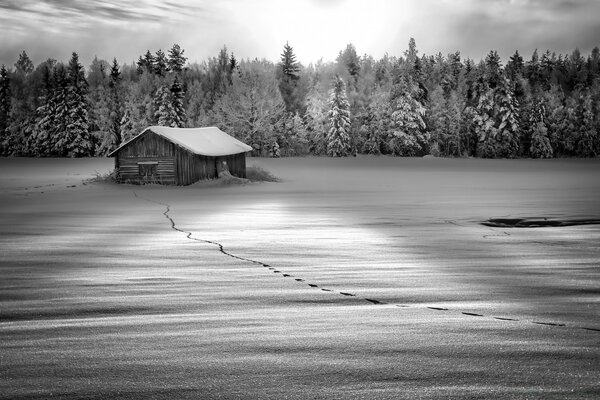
1, 0, 599, 68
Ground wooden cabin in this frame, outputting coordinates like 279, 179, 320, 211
108, 126, 253, 185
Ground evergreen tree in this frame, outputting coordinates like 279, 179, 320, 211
484, 50, 503, 89
87, 56, 108, 89
530, 121, 553, 158
154, 49, 169, 76
137, 50, 155, 74
326, 75, 351, 157
338, 43, 361, 81
574, 92, 598, 157
0, 65, 11, 151
170, 76, 186, 127
472, 78, 497, 157
428, 86, 462, 156
278, 42, 304, 113
525, 49, 542, 89
527, 96, 553, 158
304, 88, 328, 155
37, 64, 69, 156
96, 58, 124, 154
167, 44, 187, 72
14, 51, 34, 75
62, 52, 94, 157
154, 85, 177, 127
494, 78, 520, 158
360, 91, 389, 154
506, 50, 524, 82
388, 75, 427, 156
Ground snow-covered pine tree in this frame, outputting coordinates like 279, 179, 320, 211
154, 85, 177, 127
361, 90, 389, 155
527, 97, 553, 158
575, 93, 598, 157
50, 65, 71, 156
108, 58, 123, 149
387, 75, 427, 156
428, 86, 462, 156
326, 75, 351, 157
0, 65, 11, 153
530, 121, 553, 158
493, 78, 520, 158
64, 53, 94, 157
170, 76, 186, 128
304, 88, 327, 155
472, 78, 497, 158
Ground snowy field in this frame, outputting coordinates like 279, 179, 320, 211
1, 156, 600, 399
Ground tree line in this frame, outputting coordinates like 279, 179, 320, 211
0, 39, 599, 158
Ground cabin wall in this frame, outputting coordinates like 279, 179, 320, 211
115, 131, 177, 185
177, 152, 217, 185
216, 153, 247, 178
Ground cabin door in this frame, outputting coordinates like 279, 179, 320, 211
138, 161, 158, 183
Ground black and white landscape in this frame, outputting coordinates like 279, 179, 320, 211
1, 1, 600, 399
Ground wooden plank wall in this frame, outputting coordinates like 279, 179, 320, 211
115, 131, 177, 185
216, 153, 247, 178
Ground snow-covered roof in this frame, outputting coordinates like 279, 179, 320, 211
108, 126, 253, 157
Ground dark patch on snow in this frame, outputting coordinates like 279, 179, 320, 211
428, 306, 448, 311
482, 217, 600, 228
365, 298, 385, 305
533, 321, 566, 327
582, 327, 600, 332
494, 317, 519, 321
462, 312, 483, 317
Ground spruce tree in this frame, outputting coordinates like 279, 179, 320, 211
494, 78, 520, 158
506, 51, 524, 82
14, 51, 34, 75
64, 52, 94, 157
304, 88, 327, 155
167, 44, 187, 72
530, 122, 553, 158
472, 78, 497, 157
137, 50, 155, 74
575, 93, 598, 157
0, 65, 11, 148
102, 58, 124, 152
388, 75, 427, 156
47, 64, 70, 156
154, 85, 177, 127
170, 76, 186, 127
484, 50, 503, 89
154, 50, 169, 76
326, 75, 351, 157
278, 42, 303, 113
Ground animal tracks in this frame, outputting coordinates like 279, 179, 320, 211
135, 193, 599, 335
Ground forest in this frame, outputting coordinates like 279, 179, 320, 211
0, 39, 599, 158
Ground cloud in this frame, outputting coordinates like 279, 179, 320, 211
0, 0, 205, 24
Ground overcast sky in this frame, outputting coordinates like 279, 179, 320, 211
1, 0, 599, 70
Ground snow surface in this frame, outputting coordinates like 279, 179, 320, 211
1, 156, 599, 399
108, 126, 253, 157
